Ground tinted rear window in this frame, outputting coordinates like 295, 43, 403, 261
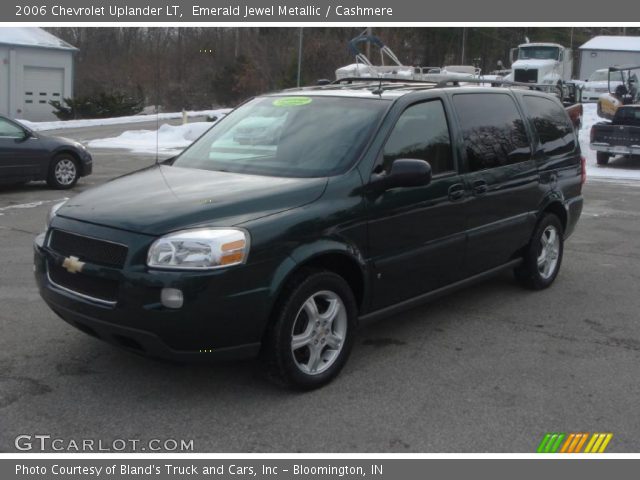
453, 93, 531, 172
523, 95, 576, 156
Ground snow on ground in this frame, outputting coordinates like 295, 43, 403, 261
580, 103, 640, 182
17, 109, 231, 132
87, 122, 216, 155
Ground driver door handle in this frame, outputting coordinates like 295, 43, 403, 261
448, 183, 465, 201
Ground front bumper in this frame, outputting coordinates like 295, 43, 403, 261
33, 219, 276, 362
581, 92, 608, 102
79, 151, 93, 177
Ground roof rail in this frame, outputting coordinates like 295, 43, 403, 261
332, 77, 437, 85
434, 77, 563, 89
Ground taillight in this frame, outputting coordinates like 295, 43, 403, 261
580, 155, 587, 186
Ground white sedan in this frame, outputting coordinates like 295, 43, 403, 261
581, 68, 625, 102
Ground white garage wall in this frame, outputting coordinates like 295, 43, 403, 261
0, 46, 9, 116
0, 46, 73, 121
579, 49, 640, 80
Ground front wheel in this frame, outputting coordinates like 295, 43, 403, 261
265, 269, 357, 390
515, 213, 564, 290
47, 154, 79, 189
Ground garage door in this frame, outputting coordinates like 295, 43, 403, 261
22, 66, 64, 121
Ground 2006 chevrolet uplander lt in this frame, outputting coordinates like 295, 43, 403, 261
35, 80, 584, 389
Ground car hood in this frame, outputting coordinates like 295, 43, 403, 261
584, 80, 621, 90
57, 165, 327, 235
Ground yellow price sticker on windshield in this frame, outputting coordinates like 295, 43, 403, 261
273, 97, 313, 107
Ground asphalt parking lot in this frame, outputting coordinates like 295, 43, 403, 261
1, 126, 639, 452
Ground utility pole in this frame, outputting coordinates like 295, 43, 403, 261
461, 27, 467, 64
297, 27, 303, 87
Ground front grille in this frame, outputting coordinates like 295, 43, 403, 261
50, 229, 128, 269
48, 262, 119, 303
514, 69, 538, 83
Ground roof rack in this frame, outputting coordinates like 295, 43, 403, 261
332, 77, 438, 85
331, 76, 567, 91
435, 77, 562, 89
608, 65, 640, 72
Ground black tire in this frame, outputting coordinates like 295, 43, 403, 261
264, 268, 358, 390
47, 154, 79, 189
515, 213, 564, 290
596, 152, 610, 166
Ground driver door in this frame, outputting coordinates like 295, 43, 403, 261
366, 99, 468, 310
0, 118, 41, 182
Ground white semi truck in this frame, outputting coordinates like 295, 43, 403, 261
506, 42, 573, 94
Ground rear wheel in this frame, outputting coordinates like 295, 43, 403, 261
515, 213, 564, 290
264, 269, 357, 390
596, 152, 610, 166
47, 154, 79, 189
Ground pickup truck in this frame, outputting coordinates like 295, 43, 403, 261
590, 105, 640, 165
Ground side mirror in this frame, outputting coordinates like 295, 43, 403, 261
371, 159, 432, 191
20, 129, 33, 141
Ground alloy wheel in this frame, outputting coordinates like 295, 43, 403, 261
290, 290, 347, 375
537, 225, 560, 280
54, 159, 77, 186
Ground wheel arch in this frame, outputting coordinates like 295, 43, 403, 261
265, 241, 370, 333
51, 149, 84, 175
540, 197, 568, 233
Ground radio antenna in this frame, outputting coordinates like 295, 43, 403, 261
155, 32, 160, 164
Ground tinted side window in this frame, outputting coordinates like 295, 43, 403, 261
453, 93, 531, 172
382, 100, 454, 175
523, 95, 576, 156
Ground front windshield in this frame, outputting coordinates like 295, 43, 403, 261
173, 96, 388, 178
589, 70, 609, 82
518, 46, 560, 60
589, 70, 624, 82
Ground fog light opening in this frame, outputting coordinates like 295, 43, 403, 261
161, 288, 184, 309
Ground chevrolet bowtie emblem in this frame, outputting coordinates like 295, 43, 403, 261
62, 256, 85, 274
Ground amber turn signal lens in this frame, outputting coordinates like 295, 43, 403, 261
220, 251, 245, 265
221, 239, 246, 252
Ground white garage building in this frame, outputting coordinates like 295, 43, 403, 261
578, 35, 640, 81
0, 27, 76, 121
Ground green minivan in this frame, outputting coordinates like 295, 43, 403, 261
35, 82, 584, 389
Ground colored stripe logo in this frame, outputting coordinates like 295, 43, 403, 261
537, 433, 613, 453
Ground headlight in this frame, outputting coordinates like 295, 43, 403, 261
147, 228, 249, 270
47, 200, 67, 227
